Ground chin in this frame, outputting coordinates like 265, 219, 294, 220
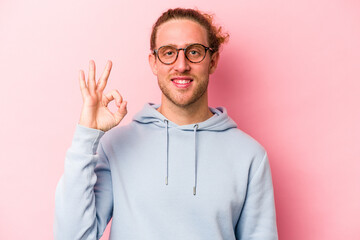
168, 95, 203, 108
159, 81, 208, 108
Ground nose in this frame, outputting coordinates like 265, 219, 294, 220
173, 49, 190, 72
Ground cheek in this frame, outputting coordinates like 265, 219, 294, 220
200, 64, 211, 75
200, 59, 212, 73
158, 65, 173, 75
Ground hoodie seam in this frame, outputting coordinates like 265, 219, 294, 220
248, 152, 268, 184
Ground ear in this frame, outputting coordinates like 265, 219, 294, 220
209, 52, 220, 74
149, 53, 158, 75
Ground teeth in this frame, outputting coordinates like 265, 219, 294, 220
174, 80, 191, 84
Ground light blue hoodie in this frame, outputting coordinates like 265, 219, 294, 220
54, 103, 278, 240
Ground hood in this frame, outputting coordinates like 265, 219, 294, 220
132, 103, 238, 196
133, 103, 238, 131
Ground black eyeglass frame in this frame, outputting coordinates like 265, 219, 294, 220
153, 43, 214, 65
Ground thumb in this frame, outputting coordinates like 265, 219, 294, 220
114, 101, 127, 125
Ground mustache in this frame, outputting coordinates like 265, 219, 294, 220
169, 74, 195, 78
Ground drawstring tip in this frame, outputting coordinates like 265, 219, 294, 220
193, 186, 196, 195
165, 176, 168, 185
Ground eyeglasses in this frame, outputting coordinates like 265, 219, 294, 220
153, 43, 213, 65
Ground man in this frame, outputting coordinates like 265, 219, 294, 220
54, 8, 278, 240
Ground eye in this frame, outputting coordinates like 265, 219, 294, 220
159, 47, 177, 59
188, 50, 199, 56
164, 50, 175, 56
186, 45, 204, 57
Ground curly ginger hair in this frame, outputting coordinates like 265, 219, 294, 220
150, 8, 229, 53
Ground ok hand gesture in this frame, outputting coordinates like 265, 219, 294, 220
78, 60, 127, 132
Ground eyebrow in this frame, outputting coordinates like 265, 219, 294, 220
160, 43, 201, 48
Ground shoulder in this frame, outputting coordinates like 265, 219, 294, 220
227, 129, 270, 184
231, 128, 270, 175
221, 127, 266, 157
219, 127, 269, 175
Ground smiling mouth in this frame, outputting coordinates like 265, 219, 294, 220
171, 76, 193, 83
172, 79, 192, 84
171, 77, 193, 88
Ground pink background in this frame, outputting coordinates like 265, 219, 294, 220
1, 0, 359, 239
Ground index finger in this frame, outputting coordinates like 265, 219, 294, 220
97, 60, 112, 92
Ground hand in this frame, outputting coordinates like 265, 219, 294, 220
78, 60, 127, 132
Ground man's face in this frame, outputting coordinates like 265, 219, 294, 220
149, 19, 219, 108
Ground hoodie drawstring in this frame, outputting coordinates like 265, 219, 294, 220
164, 119, 169, 185
163, 119, 199, 196
193, 124, 199, 195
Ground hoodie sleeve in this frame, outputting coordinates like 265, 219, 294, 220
235, 152, 278, 240
54, 125, 113, 240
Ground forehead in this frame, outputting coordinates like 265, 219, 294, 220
156, 19, 208, 48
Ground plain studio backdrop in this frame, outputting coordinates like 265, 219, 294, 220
0, 0, 359, 239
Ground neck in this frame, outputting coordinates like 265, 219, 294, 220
157, 92, 213, 126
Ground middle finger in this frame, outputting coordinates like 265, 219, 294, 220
97, 60, 112, 92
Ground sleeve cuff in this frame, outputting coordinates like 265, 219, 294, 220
71, 124, 105, 154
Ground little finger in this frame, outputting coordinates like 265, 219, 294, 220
79, 70, 90, 99
88, 60, 96, 94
